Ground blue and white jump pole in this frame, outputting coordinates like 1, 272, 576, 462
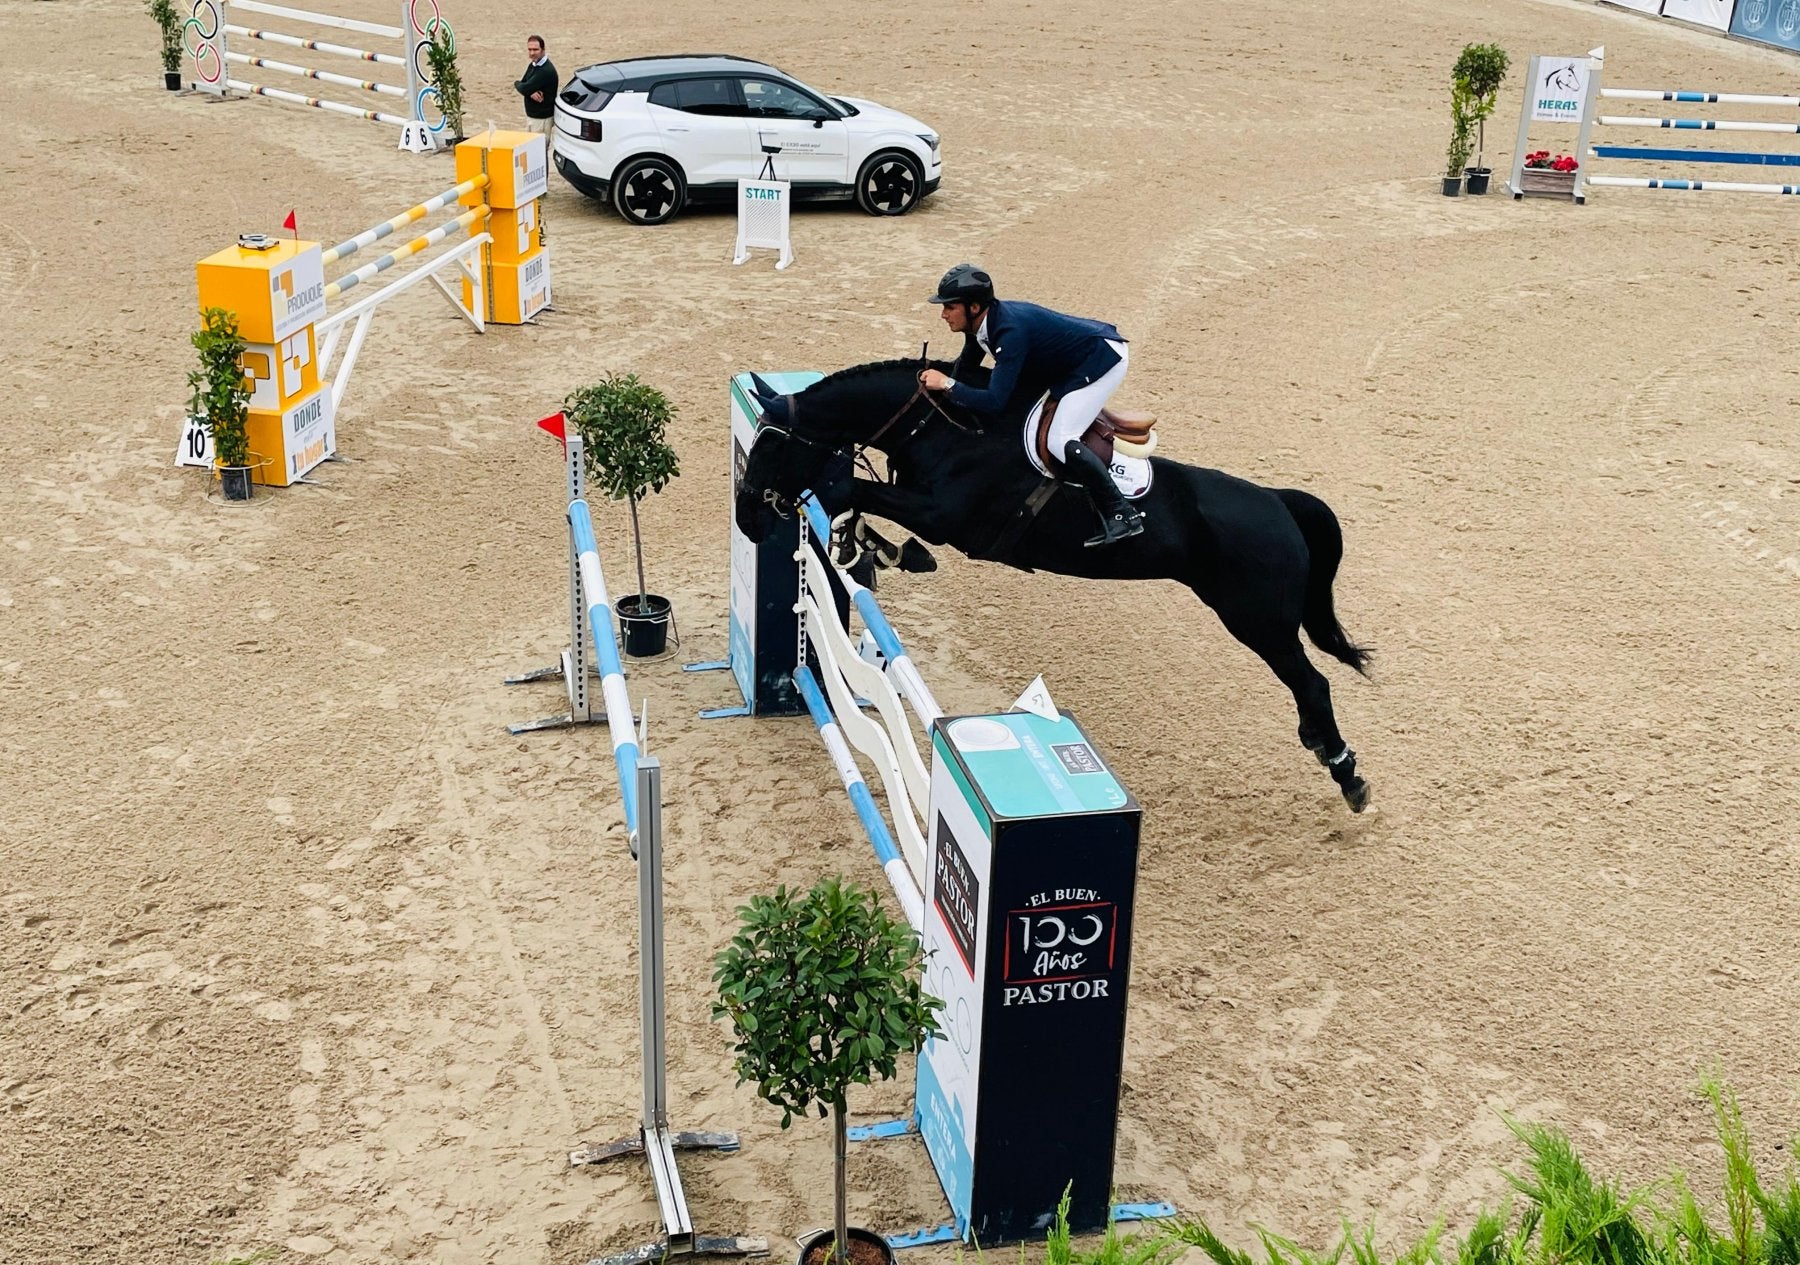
569, 496, 641, 842
507, 432, 749, 1264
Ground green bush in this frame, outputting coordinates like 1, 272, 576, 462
1041, 1077, 1800, 1265
422, 23, 465, 140
1453, 43, 1511, 170
563, 374, 680, 607
146, 0, 183, 75
187, 307, 251, 468
714, 878, 940, 1265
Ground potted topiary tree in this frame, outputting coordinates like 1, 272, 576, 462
1454, 43, 1511, 194
423, 23, 466, 143
188, 307, 256, 501
713, 879, 942, 1265
147, 0, 184, 90
564, 373, 681, 656
1444, 72, 1476, 196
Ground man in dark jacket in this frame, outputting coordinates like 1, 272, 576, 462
920, 263, 1144, 546
515, 35, 559, 152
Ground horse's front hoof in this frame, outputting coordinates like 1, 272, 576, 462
1343, 777, 1371, 813
898, 538, 937, 573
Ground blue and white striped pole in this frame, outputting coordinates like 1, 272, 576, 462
793, 666, 924, 931
569, 498, 641, 843
800, 496, 943, 724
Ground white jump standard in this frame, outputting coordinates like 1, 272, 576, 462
185, 0, 453, 143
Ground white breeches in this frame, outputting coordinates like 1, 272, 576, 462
1030, 340, 1129, 455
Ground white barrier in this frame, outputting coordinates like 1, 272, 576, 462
792, 497, 939, 929
1508, 51, 1800, 200
184, 0, 452, 138
313, 179, 489, 419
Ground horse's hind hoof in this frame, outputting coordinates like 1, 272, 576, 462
1343, 777, 1371, 813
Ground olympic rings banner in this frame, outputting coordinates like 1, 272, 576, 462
184, 0, 226, 90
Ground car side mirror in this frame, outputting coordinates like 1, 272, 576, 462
805, 108, 831, 127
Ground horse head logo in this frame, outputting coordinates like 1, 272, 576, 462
1543, 64, 1582, 94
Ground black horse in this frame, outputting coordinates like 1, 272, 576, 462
734, 359, 1374, 811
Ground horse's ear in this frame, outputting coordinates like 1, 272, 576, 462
748, 372, 780, 402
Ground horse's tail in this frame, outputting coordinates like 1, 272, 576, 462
1275, 488, 1372, 676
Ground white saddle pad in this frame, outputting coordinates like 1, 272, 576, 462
1021, 415, 1153, 500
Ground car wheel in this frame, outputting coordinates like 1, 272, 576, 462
614, 157, 685, 226
855, 151, 924, 216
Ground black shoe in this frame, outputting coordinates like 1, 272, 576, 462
1063, 439, 1145, 548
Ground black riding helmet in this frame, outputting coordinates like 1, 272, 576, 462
927, 262, 995, 305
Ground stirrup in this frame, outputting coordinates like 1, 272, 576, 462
1084, 509, 1144, 548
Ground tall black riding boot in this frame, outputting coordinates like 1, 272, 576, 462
1062, 439, 1145, 547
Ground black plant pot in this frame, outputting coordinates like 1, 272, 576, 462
164, 71, 182, 91
795, 1228, 896, 1265
616, 594, 672, 657
1464, 166, 1492, 195
219, 464, 255, 502
1441, 174, 1464, 197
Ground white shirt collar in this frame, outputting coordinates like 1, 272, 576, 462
975, 311, 992, 355
530, 54, 547, 66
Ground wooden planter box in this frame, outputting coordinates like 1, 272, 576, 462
1518, 167, 1578, 197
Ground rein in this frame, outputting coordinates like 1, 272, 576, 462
867, 375, 969, 449
755, 369, 972, 517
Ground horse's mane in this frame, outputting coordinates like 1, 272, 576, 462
813, 357, 955, 388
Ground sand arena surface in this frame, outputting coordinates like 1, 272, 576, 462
3, 0, 1797, 1261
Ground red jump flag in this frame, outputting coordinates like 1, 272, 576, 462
536, 411, 567, 452
282, 209, 297, 240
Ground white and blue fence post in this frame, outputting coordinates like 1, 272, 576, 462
505, 431, 600, 733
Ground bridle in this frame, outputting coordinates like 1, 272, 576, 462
751, 358, 972, 518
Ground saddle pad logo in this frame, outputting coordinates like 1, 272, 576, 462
1021, 416, 1153, 500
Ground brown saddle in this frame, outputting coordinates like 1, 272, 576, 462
1033, 397, 1160, 472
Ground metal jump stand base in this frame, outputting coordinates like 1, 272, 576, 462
505, 647, 609, 734
564, 762, 761, 1265
571, 1130, 766, 1265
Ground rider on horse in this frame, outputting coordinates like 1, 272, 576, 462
919, 263, 1146, 548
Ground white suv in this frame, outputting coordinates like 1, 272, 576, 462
553, 54, 942, 225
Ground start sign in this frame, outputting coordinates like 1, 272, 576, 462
733, 177, 793, 270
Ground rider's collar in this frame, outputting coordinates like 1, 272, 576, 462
976, 311, 992, 355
